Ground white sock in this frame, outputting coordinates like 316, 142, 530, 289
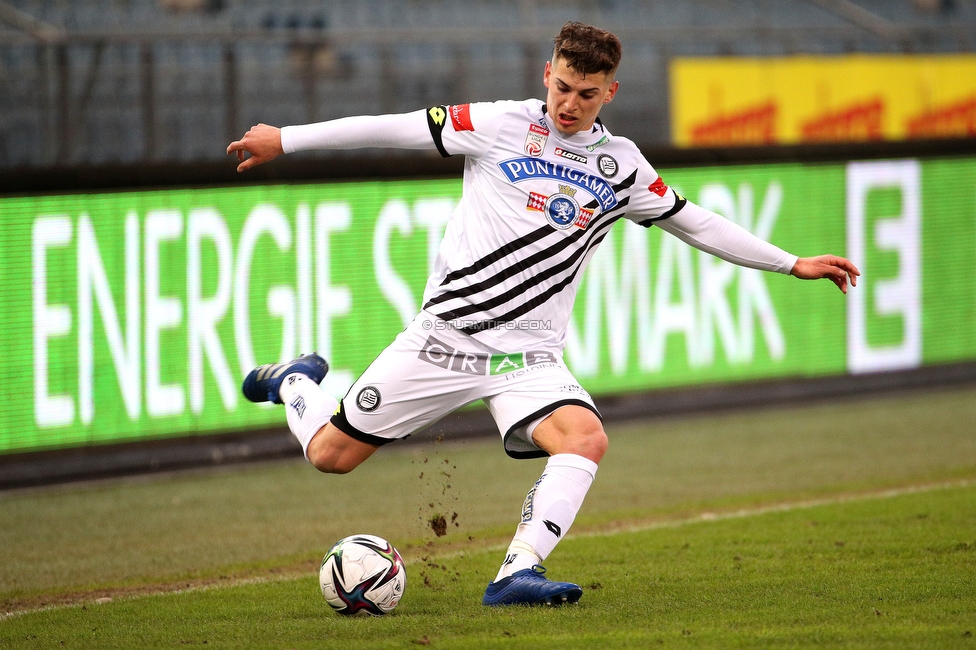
278, 373, 338, 459
494, 453, 598, 582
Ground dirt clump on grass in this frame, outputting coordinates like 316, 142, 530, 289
429, 514, 448, 537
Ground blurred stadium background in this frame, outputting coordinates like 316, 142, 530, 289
3, 0, 975, 170
1, 0, 975, 487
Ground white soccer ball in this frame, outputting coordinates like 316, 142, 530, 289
319, 534, 407, 616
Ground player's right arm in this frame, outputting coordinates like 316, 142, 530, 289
227, 111, 435, 173
227, 103, 505, 172
227, 123, 286, 172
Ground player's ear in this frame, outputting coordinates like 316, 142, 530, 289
543, 60, 553, 88
603, 80, 619, 105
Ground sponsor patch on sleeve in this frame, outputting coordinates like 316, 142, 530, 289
426, 105, 451, 158
648, 176, 670, 197
449, 104, 474, 132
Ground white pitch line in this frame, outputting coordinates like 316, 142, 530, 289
2, 478, 971, 621
574, 477, 974, 539
0, 573, 301, 622
437, 478, 974, 559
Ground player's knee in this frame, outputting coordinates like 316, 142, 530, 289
582, 425, 609, 461
562, 416, 608, 462
305, 434, 348, 475
533, 407, 609, 462
307, 449, 357, 475
306, 441, 364, 474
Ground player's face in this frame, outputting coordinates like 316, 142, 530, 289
543, 56, 618, 136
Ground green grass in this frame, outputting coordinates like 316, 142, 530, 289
2, 484, 975, 649
1, 385, 975, 648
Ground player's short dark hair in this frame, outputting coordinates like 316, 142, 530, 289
552, 22, 622, 77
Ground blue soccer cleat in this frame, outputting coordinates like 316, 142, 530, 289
242, 353, 329, 404
482, 565, 583, 606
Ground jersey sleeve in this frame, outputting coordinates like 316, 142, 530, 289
656, 201, 798, 274
425, 101, 507, 159
280, 110, 434, 153
623, 156, 688, 225
623, 154, 795, 274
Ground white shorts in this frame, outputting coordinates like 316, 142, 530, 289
331, 311, 599, 459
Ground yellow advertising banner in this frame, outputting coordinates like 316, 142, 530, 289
670, 55, 976, 147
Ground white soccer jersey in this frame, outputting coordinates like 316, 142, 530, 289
421, 99, 688, 352
281, 98, 797, 354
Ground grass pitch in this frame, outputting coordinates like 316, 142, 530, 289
1, 384, 975, 648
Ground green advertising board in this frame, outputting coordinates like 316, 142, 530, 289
2, 157, 974, 454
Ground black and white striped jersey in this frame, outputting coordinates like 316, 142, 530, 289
421, 99, 686, 352
281, 99, 796, 353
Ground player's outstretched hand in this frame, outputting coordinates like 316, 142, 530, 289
226, 123, 283, 172
790, 255, 860, 294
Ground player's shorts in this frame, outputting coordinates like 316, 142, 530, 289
330, 311, 600, 459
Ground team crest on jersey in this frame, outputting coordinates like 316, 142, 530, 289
597, 154, 618, 178
526, 185, 594, 230
524, 123, 549, 157
356, 386, 381, 412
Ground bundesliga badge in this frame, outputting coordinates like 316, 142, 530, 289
524, 124, 549, 157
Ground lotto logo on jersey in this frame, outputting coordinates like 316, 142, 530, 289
449, 104, 474, 132
554, 147, 587, 164
524, 124, 549, 157
428, 106, 446, 126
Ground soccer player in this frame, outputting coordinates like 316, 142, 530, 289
227, 22, 859, 606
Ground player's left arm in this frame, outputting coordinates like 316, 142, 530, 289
657, 201, 859, 294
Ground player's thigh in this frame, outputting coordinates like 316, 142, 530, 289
484, 359, 601, 460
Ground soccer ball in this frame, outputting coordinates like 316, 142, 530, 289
319, 534, 407, 615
